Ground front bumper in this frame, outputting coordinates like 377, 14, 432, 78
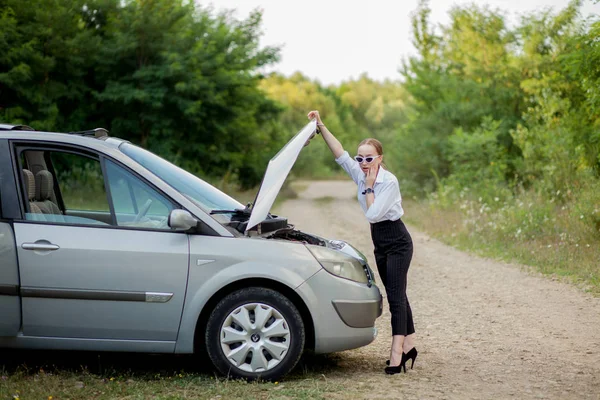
295, 268, 383, 354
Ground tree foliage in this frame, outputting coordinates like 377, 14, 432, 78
0, 0, 281, 187
396, 0, 599, 198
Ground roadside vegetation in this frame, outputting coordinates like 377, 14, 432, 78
396, 0, 600, 293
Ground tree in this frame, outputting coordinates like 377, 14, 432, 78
0, 0, 99, 130
90, 0, 281, 187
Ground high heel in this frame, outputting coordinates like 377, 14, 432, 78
385, 347, 418, 369
384, 354, 406, 375
404, 347, 418, 369
384, 360, 405, 375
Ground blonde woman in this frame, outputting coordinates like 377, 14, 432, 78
307, 110, 417, 374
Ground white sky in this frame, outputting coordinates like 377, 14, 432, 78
209, 0, 599, 85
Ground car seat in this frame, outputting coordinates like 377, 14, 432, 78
33, 170, 65, 222
22, 169, 45, 219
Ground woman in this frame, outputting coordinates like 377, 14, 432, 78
307, 110, 417, 375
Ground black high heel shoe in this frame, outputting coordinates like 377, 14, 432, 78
404, 347, 418, 370
385, 347, 418, 369
384, 360, 405, 375
384, 353, 406, 375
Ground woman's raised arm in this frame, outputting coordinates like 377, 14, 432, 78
307, 110, 344, 159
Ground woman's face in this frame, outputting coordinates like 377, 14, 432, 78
356, 144, 382, 175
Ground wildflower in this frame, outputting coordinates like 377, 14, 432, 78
494, 197, 499, 202
275, 381, 279, 385
547, 244, 552, 248
560, 232, 567, 240
580, 215, 584, 219
48, 397, 53, 400
110, 377, 115, 381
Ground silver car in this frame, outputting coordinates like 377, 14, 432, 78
0, 121, 382, 380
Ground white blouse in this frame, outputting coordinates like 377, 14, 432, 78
335, 151, 404, 224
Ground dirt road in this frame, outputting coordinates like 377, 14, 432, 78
277, 180, 600, 399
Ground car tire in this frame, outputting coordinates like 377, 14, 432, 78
205, 287, 305, 381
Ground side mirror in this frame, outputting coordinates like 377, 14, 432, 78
168, 209, 198, 231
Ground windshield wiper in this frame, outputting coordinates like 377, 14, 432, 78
210, 207, 251, 215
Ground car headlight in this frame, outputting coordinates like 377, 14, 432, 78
307, 245, 369, 284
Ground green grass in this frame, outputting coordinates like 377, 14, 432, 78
0, 351, 345, 400
403, 192, 600, 295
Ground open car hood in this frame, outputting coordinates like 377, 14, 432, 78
246, 120, 317, 232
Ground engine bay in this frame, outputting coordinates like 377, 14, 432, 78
265, 227, 327, 246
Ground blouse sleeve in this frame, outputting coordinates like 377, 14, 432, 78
335, 151, 363, 185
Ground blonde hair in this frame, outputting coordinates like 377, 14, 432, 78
358, 138, 387, 169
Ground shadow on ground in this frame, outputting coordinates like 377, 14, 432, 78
0, 349, 342, 380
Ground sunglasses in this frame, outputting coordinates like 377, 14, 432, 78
354, 155, 380, 163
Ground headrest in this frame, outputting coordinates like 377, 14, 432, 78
35, 170, 54, 201
23, 169, 35, 201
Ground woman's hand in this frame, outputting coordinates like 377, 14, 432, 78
305, 110, 322, 146
306, 109, 344, 158
307, 110, 323, 125
366, 164, 377, 188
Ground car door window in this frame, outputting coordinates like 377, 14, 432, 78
51, 151, 110, 212
104, 159, 175, 230
20, 150, 110, 225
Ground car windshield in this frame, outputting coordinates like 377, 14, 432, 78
119, 143, 245, 216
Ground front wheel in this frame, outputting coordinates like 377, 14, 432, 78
205, 287, 305, 381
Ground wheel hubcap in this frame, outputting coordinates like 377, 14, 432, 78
220, 303, 291, 373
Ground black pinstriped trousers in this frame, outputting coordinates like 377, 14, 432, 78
370, 218, 415, 336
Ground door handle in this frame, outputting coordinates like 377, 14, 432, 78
22, 242, 60, 251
